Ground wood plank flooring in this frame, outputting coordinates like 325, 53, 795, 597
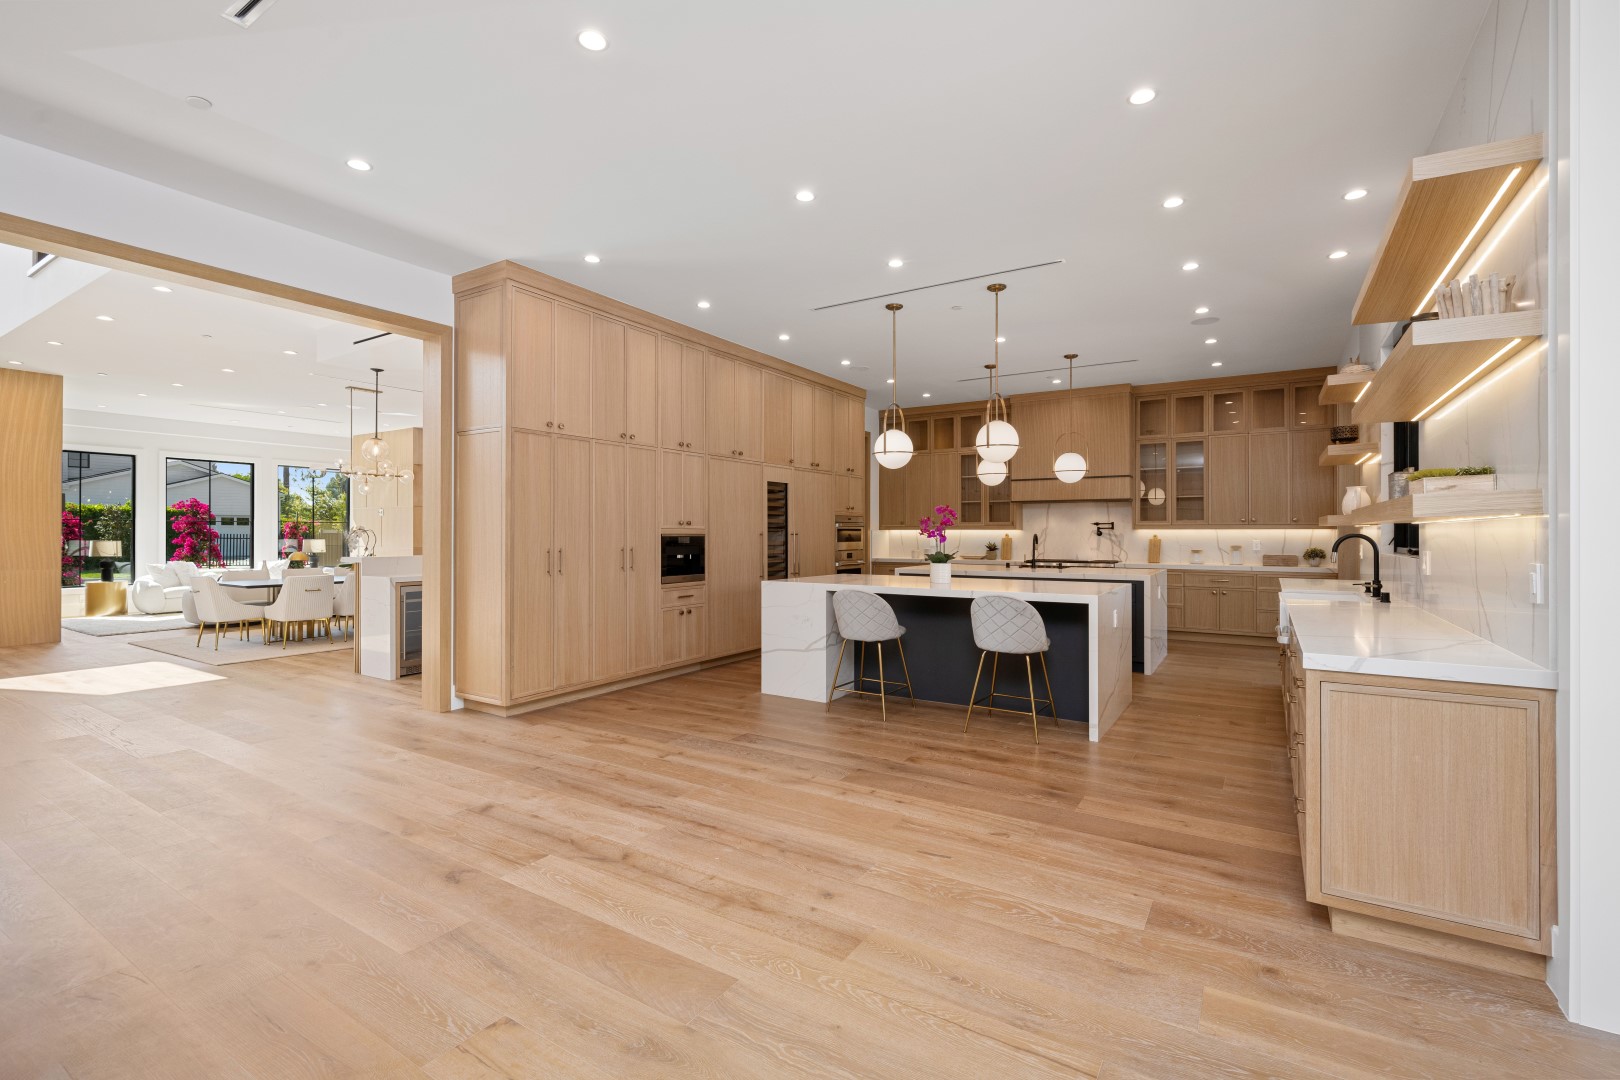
2, 631, 1617, 1078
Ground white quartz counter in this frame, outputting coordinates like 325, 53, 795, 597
793, 573, 1130, 603
1120, 562, 1338, 575
1285, 597, 1555, 689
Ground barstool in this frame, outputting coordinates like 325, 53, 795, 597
827, 590, 914, 722
964, 595, 1056, 743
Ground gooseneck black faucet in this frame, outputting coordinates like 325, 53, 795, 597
1331, 532, 1391, 603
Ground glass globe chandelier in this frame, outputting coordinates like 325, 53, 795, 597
974, 283, 1019, 464
320, 367, 413, 494
1052, 353, 1090, 484
872, 302, 914, 470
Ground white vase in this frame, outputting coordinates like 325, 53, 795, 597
929, 562, 952, 585
1342, 485, 1373, 514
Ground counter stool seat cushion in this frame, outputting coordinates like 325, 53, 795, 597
970, 595, 1050, 654
832, 589, 906, 642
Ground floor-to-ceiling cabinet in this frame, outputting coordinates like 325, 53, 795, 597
709, 456, 764, 657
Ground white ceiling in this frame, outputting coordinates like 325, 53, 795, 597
0, 250, 424, 436
0, 0, 1489, 404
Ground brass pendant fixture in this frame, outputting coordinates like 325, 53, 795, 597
1053, 353, 1090, 484
974, 283, 1019, 468
872, 302, 914, 470
322, 367, 413, 496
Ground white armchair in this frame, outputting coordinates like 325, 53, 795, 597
262, 576, 335, 648
332, 577, 356, 639
130, 562, 195, 615
192, 577, 265, 650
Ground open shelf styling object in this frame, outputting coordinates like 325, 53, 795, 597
1352, 309, 1543, 425
1318, 488, 1542, 528
1351, 133, 1543, 326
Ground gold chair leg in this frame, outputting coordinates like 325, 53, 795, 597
214, 622, 222, 651
858, 641, 866, 695
196, 621, 205, 647
1026, 655, 1039, 744
964, 651, 987, 733
895, 636, 915, 704
876, 641, 887, 723
827, 639, 848, 710
1039, 652, 1055, 719
989, 653, 1000, 712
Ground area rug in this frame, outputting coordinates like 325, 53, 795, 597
127, 628, 353, 666
62, 614, 193, 637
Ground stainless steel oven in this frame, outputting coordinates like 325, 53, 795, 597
835, 514, 866, 574
660, 534, 706, 584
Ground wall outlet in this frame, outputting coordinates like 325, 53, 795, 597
1112, 608, 1119, 628
1421, 550, 1431, 576
1251, 539, 1263, 553
1530, 562, 1545, 604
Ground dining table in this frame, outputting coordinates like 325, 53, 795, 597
218, 574, 348, 603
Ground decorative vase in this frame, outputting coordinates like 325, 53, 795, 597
929, 562, 952, 585
1342, 485, 1373, 514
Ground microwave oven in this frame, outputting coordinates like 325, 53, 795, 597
660, 534, 705, 584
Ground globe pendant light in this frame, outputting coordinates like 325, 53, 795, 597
1052, 353, 1090, 484
974, 283, 1019, 463
976, 457, 1009, 487
359, 368, 390, 462
872, 302, 914, 470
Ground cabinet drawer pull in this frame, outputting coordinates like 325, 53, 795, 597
675, 593, 694, 599
1295, 797, 1305, 814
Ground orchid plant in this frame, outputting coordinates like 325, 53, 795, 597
919, 504, 958, 563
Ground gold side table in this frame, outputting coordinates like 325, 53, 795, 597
84, 581, 128, 617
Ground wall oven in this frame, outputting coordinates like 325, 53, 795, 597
835, 514, 866, 574
660, 534, 706, 584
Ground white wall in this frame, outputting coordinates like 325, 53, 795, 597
63, 409, 345, 573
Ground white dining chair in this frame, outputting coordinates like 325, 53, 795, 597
826, 590, 913, 722
192, 576, 265, 650
965, 595, 1056, 744
262, 576, 335, 648
332, 576, 356, 640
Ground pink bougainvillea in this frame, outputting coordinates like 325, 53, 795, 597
169, 498, 224, 567
280, 519, 310, 556
61, 509, 84, 587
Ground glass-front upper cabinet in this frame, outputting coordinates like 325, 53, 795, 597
1137, 442, 1169, 524
1250, 386, 1287, 430
1174, 440, 1206, 523
1212, 391, 1246, 432
1291, 382, 1331, 427
1137, 397, 1169, 439
1172, 394, 1207, 435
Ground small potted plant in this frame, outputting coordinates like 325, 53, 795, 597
1408, 466, 1496, 494
984, 540, 999, 561
919, 505, 958, 584
1303, 546, 1327, 568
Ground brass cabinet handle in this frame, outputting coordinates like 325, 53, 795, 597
558, 423, 566, 430
1295, 797, 1305, 813
620, 548, 625, 571
620, 432, 626, 439
558, 548, 564, 574
630, 547, 635, 571
546, 421, 554, 428
629, 434, 637, 441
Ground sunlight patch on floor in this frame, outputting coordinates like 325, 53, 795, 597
0, 661, 225, 695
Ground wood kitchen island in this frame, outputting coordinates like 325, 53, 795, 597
761, 574, 1133, 740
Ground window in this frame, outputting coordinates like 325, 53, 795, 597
277, 465, 349, 561
61, 451, 135, 584
165, 458, 255, 566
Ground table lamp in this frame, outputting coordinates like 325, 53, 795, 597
305, 537, 326, 568
89, 540, 122, 582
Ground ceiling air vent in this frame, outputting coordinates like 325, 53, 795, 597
221, 0, 278, 27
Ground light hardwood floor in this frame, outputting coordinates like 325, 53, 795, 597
2, 632, 1617, 1078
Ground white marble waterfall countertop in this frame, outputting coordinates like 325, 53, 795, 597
1119, 562, 1339, 575
790, 574, 1130, 604
894, 564, 1165, 583
1285, 598, 1555, 689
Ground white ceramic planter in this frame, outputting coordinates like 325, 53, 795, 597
1409, 474, 1497, 495
929, 562, 952, 585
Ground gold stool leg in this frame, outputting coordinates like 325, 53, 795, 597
1039, 652, 1055, 719
895, 636, 915, 704
827, 639, 848, 710
859, 642, 866, 695
876, 641, 887, 723
1026, 655, 1039, 744
989, 653, 1000, 712
964, 651, 987, 733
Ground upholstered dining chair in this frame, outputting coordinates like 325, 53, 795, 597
261, 575, 335, 648
191, 576, 264, 650
827, 589, 914, 722
965, 594, 1056, 744
332, 576, 356, 640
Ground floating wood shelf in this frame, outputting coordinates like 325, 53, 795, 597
1351, 309, 1544, 425
1318, 442, 1381, 467
1318, 489, 1542, 528
1320, 369, 1374, 405
1352, 133, 1544, 325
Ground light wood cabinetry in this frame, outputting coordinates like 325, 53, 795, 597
708, 353, 764, 461
658, 451, 708, 529
0, 369, 62, 647
1207, 434, 1249, 524
877, 461, 908, 529
764, 371, 794, 466
1288, 429, 1337, 525
589, 317, 658, 444
1007, 387, 1133, 503
508, 432, 554, 700
812, 387, 836, 473
590, 442, 629, 681
835, 474, 862, 516
793, 469, 836, 578
657, 337, 706, 451
833, 393, 865, 478
553, 303, 593, 437
708, 456, 764, 657
552, 437, 595, 689
626, 446, 660, 673
1282, 639, 1555, 957
659, 585, 707, 666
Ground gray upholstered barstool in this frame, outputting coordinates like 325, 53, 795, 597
965, 594, 1056, 743
827, 590, 914, 721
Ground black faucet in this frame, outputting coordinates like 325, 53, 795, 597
1331, 532, 1391, 603
1025, 532, 1040, 568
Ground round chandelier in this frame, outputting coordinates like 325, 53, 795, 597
1052, 353, 1090, 484
974, 283, 1020, 464
872, 302, 914, 470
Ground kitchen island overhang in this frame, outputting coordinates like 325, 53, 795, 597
762, 574, 1133, 741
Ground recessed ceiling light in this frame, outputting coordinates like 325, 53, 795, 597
1205, 338, 1219, 345
840, 359, 851, 366
95, 315, 114, 321
1128, 87, 1157, 105
996, 336, 1006, 343
696, 300, 711, 309
1181, 261, 1199, 271
584, 254, 600, 263
1194, 306, 1209, 315
779, 333, 790, 341
171, 382, 183, 387
577, 29, 608, 51
1052, 378, 1062, 384
46, 340, 62, 346
97, 404, 106, 408
1329, 250, 1348, 259
152, 285, 172, 293
1344, 188, 1368, 201
317, 403, 327, 407
184, 95, 212, 110
887, 378, 895, 384
277, 410, 286, 415
921, 392, 931, 398
221, 367, 234, 373
137, 392, 146, 397
283, 350, 297, 355
795, 189, 815, 203
1211, 361, 1223, 367
346, 158, 372, 172
97, 372, 108, 377
887, 258, 904, 268
1162, 196, 1184, 209
6, 360, 20, 366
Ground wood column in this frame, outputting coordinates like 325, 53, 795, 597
0, 368, 63, 647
